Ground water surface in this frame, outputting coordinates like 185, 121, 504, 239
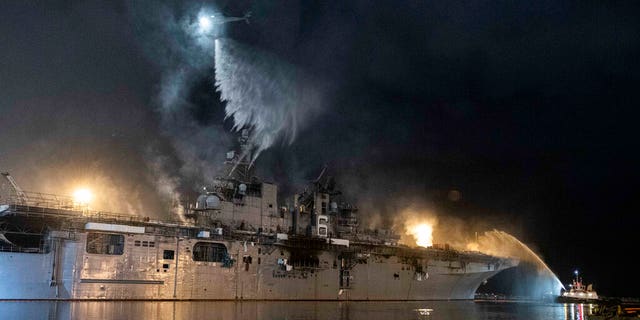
0, 300, 597, 320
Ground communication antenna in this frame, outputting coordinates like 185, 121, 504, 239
314, 165, 327, 184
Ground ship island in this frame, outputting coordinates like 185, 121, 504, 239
0, 131, 518, 300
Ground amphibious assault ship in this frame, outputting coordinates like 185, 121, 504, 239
0, 131, 518, 300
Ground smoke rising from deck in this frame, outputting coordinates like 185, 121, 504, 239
143, 148, 186, 221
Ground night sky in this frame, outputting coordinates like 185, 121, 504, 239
1, 1, 640, 297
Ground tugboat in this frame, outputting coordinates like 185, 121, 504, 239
557, 270, 599, 303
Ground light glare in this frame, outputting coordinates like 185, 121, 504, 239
73, 188, 93, 205
199, 16, 212, 31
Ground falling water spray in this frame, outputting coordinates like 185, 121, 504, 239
471, 230, 565, 296
213, 38, 325, 165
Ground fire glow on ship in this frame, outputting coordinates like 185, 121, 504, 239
407, 222, 434, 248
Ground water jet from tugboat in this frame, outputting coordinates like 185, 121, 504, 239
470, 230, 566, 296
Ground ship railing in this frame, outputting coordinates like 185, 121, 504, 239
77, 211, 194, 229
0, 246, 48, 254
2, 191, 193, 227
4, 191, 79, 211
83, 211, 150, 223
0, 236, 49, 254
0, 245, 37, 253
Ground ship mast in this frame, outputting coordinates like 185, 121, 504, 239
225, 128, 253, 182
573, 269, 582, 290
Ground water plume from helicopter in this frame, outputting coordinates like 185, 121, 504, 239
213, 38, 325, 166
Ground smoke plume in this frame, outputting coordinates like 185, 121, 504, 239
126, 3, 237, 220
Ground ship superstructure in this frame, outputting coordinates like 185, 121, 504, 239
557, 270, 599, 303
0, 136, 518, 300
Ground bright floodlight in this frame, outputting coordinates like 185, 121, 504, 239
199, 16, 212, 32
73, 188, 93, 205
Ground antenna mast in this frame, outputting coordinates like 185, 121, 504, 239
226, 128, 254, 181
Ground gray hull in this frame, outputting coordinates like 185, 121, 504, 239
0, 231, 512, 300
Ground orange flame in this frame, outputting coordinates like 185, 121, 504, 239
408, 223, 434, 247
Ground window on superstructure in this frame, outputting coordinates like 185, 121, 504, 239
163, 250, 175, 260
246, 183, 262, 197
136, 240, 156, 247
86, 233, 124, 255
289, 253, 320, 268
192, 242, 228, 262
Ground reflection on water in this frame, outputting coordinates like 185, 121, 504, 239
0, 301, 598, 320
564, 303, 597, 320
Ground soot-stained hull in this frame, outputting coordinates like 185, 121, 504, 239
0, 214, 516, 300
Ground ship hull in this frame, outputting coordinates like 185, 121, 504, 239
556, 296, 600, 304
0, 230, 513, 301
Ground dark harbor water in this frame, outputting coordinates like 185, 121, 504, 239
0, 300, 598, 320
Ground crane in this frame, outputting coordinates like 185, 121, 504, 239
1, 172, 27, 204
